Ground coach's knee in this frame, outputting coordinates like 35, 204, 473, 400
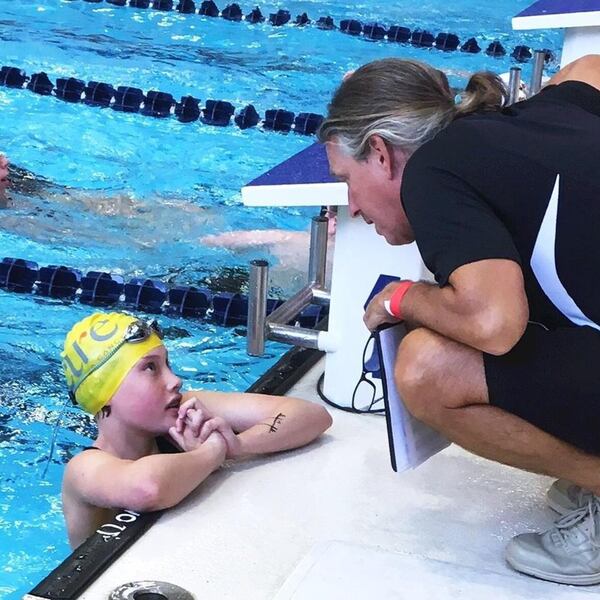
394, 328, 447, 423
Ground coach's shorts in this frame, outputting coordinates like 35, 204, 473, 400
484, 322, 600, 455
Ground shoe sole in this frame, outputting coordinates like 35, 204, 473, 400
506, 555, 600, 586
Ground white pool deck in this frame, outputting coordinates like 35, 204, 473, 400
78, 360, 599, 599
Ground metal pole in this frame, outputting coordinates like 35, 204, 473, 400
266, 285, 313, 326
308, 216, 328, 288
247, 259, 268, 356
507, 67, 522, 106
311, 287, 331, 306
267, 324, 321, 349
530, 50, 545, 96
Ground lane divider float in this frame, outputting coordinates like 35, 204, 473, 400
0, 65, 323, 134
66, 0, 556, 63
0, 257, 327, 327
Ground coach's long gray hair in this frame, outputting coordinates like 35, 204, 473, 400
317, 58, 507, 160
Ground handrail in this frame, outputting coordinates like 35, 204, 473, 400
247, 215, 336, 356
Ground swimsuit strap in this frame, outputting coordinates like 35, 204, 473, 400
81, 439, 180, 453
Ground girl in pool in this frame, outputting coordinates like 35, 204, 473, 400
61, 311, 332, 548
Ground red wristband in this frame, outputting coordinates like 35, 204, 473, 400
388, 281, 414, 320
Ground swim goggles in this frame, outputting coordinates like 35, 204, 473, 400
69, 319, 163, 405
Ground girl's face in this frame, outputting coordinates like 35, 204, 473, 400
108, 345, 183, 435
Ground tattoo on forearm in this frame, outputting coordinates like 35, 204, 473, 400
263, 413, 286, 433
100, 406, 111, 419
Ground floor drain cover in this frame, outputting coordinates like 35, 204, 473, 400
109, 581, 194, 600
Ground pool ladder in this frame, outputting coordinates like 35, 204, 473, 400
247, 215, 336, 356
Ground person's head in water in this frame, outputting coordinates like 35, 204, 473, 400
61, 312, 182, 434
318, 59, 507, 245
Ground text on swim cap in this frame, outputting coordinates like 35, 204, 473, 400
63, 319, 120, 380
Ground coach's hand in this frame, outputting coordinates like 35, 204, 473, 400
363, 282, 405, 332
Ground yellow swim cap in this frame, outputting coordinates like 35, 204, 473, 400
61, 312, 164, 415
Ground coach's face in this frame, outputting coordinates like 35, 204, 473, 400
326, 136, 414, 245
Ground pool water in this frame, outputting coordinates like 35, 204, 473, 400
0, 0, 561, 597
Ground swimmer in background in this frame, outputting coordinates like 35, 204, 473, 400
61, 312, 332, 548
0, 154, 230, 254
0, 154, 10, 208
201, 207, 337, 286
0, 153, 56, 206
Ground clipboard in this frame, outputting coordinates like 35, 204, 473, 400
374, 322, 450, 472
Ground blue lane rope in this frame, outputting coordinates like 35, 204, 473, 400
64, 0, 557, 63
0, 257, 327, 327
0, 65, 323, 134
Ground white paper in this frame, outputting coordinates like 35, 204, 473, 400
377, 323, 450, 472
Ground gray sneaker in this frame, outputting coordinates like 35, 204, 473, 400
506, 496, 600, 585
547, 479, 594, 516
